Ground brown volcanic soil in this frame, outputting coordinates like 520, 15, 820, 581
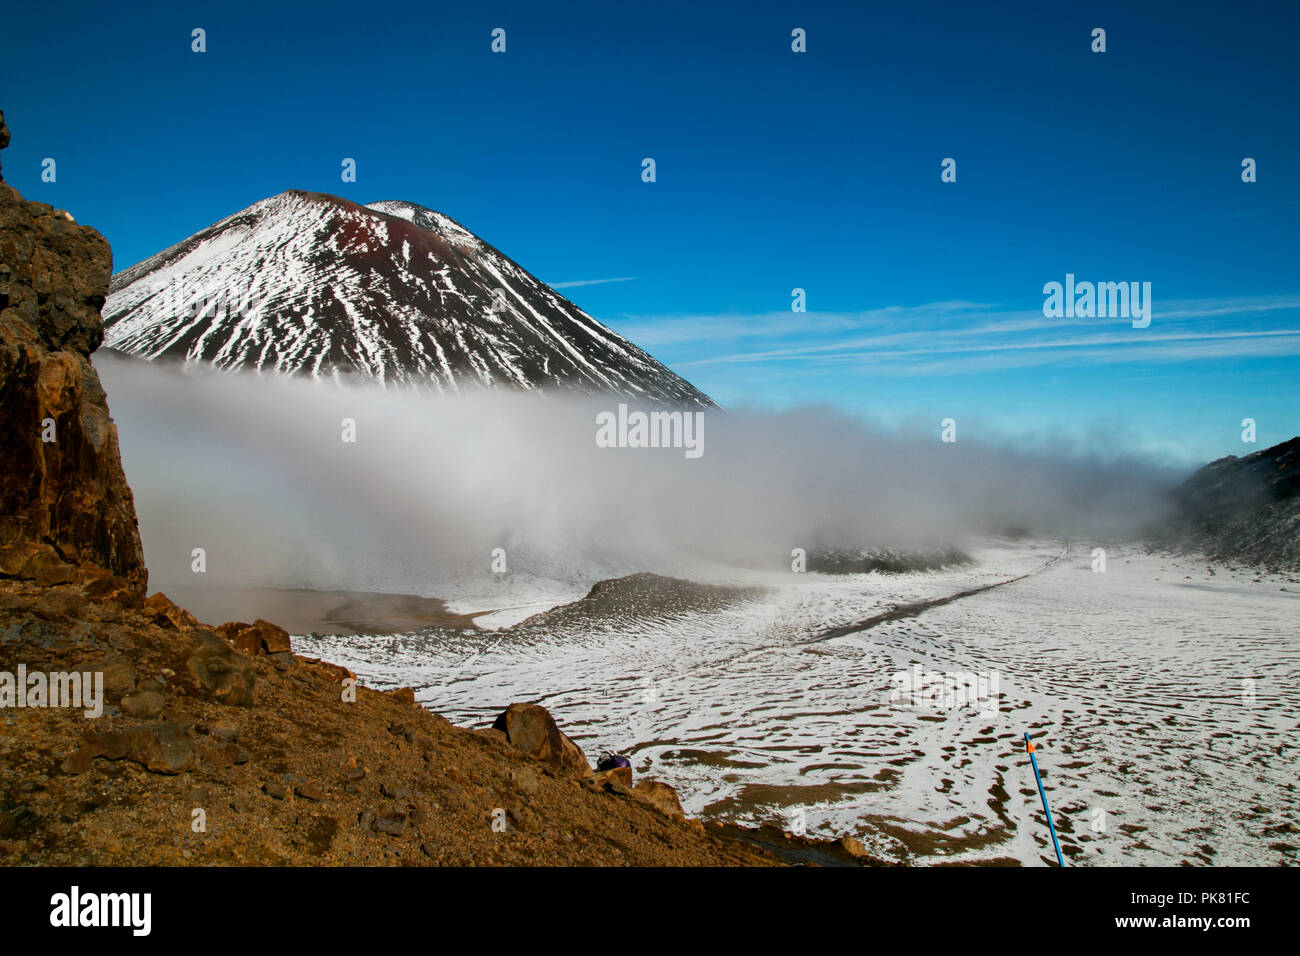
0, 580, 778, 866
158, 586, 479, 636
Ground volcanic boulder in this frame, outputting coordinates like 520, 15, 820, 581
632, 780, 686, 819
186, 628, 258, 707
216, 618, 293, 656
491, 703, 591, 777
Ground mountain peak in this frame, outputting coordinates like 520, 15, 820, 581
103, 191, 713, 405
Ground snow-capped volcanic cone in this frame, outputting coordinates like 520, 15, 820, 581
102, 190, 713, 405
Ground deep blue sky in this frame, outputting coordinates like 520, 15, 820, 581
3, 0, 1297, 464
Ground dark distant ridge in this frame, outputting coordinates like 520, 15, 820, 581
1162, 436, 1300, 570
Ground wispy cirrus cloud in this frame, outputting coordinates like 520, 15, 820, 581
546, 276, 637, 289
603, 295, 1300, 376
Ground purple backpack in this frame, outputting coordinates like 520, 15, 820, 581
597, 752, 631, 771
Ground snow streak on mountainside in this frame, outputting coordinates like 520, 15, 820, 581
102, 191, 713, 405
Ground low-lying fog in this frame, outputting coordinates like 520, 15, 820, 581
95, 353, 1181, 597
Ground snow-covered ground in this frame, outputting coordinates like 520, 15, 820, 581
294, 539, 1300, 866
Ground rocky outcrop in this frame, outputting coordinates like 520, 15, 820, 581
491, 702, 591, 776
807, 546, 972, 574
1, 565, 777, 864
0, 108, 147, 596
492, 703, 692, 820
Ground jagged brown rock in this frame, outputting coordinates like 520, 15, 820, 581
63, 724, 195, 776
216, 619, 292, 656
0, 570, 779, 864
632, 779, 687, 819
143, 592, 199, 630
0, 108, 146, 595
185, 629, 257, 707
491, 702, 591, 777
592, 766, 634, 791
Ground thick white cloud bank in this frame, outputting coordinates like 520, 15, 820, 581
95, 353, 1179, 598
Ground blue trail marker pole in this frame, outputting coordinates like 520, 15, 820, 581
1025, 732, 1065, 867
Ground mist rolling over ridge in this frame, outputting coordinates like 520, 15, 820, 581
96, 352, 1180, 599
